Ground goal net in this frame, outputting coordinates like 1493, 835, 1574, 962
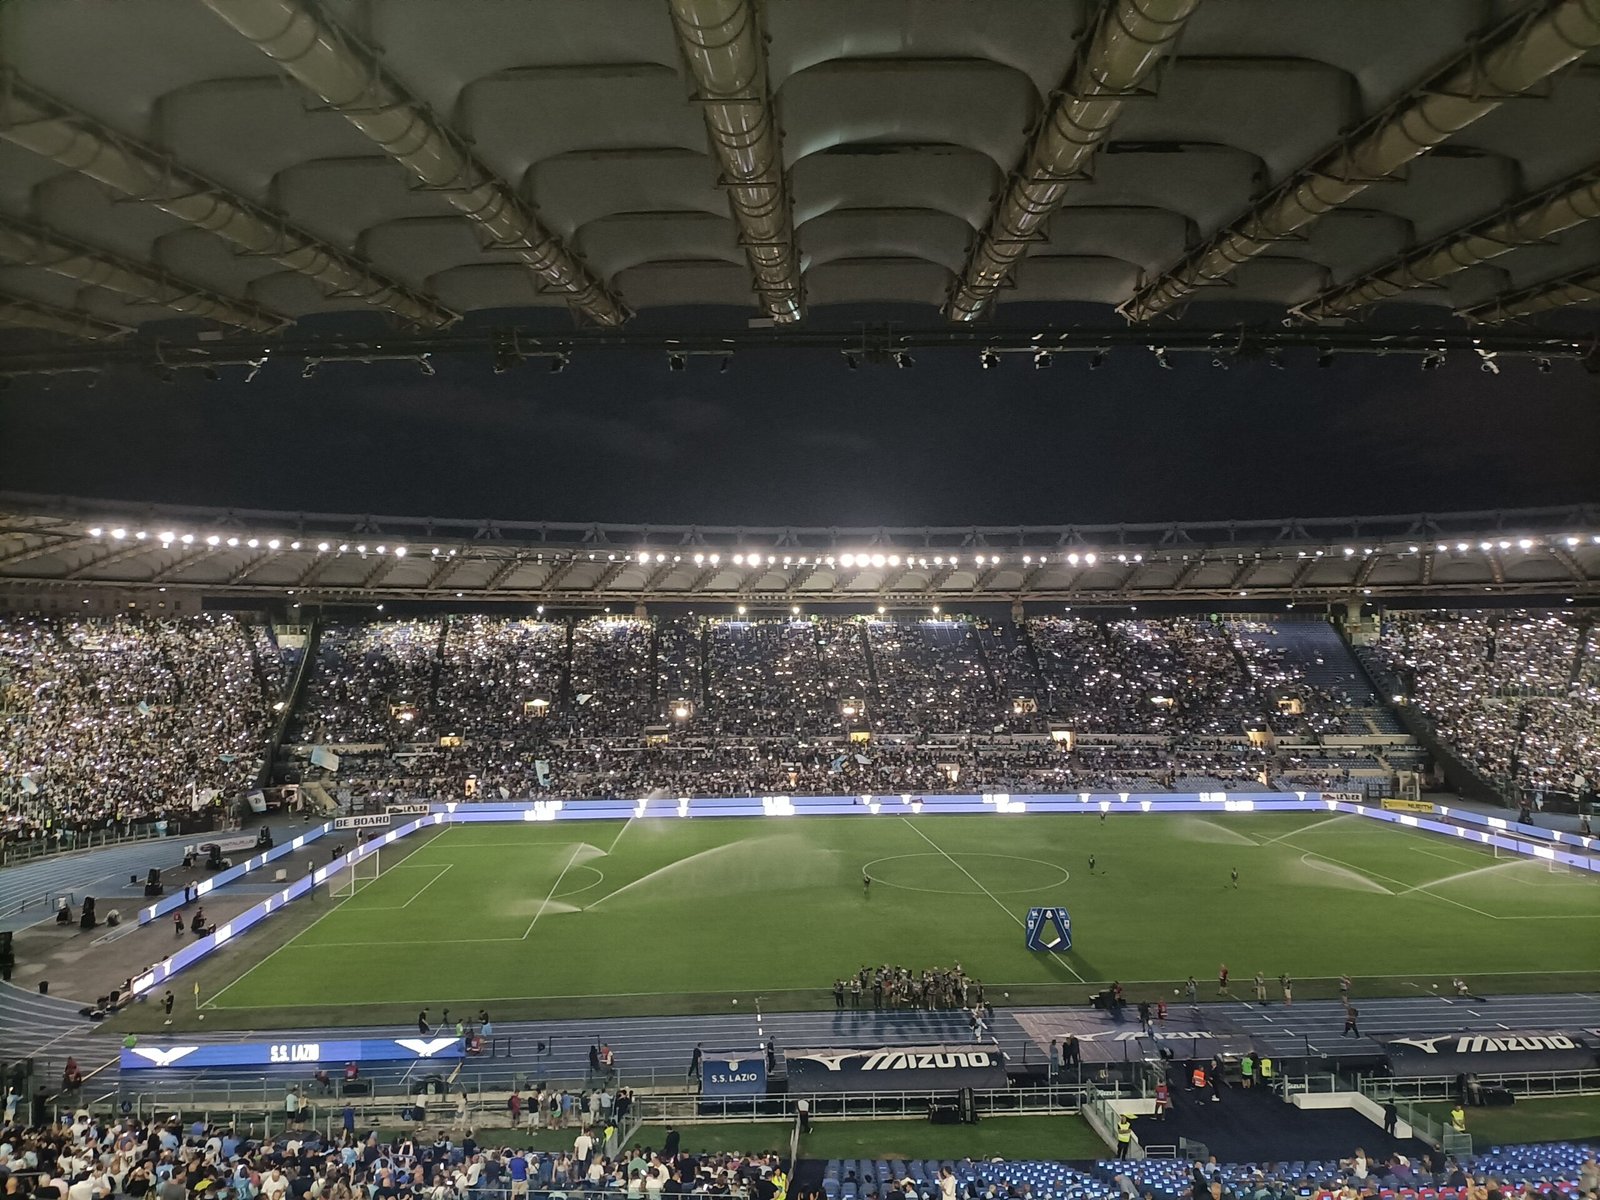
330, 848, 380, 898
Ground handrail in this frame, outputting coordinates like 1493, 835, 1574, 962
1359, 1067, 1600, 1101
0, 822, 172, 867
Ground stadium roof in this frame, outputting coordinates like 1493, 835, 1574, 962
3, 0, 1600, 375
3, 494, 1597, 606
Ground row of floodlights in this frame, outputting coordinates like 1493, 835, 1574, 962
83, 528, 1600, 563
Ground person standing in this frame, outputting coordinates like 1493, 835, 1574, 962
1153, 1078, 1171, 1120
1115, 1114, 1133, 1159
1218, 964, 1229, 995
1342, 1005, 1360, 1037
1280, 975, 1293, 1007
1185, 976, 1198, 1004
1339, 974, 1352, 1003
832, 980, 845, 1009
508, 1090, 522, 1127
1049, 1039, 1061, 1082
1230, 867, 1238, 889
418, 1009, 430, 1035
1449, 1103, 1467, 1134
1239, 1053, 1254, 1090
796, 1095, 811, 1134
1064, 1033, 1081, 1069
1253, 972, 1267, 1003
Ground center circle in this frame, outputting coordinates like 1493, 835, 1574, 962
554, 864, 605, 899
862, 853, 1070, 895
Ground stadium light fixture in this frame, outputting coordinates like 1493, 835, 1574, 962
181, 534, 195, 545
268, 539, 280, 550
394, 546, 406, 557
158, 531, 175, 544
791, 605, 800, 615
667, 351, 687, 372
110, 528, 127, 540
317, 541, 330, 552
226, 537, 240, 547
1151, 346, 1172, 370
1456, 542, 1468, 552
737, 604, 746, 615
205, 534, 220, 546
246, 538, 259, 549
88, 526, 103, 537
339, 543, 350, 553
1517, 538, 1533, 550
980, 348, 1000, 370
877, 605, 886, 614
894, 351, 913, 369
1033, 349, 1051, 369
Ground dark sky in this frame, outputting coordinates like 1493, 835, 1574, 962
3, 349, 1596, 526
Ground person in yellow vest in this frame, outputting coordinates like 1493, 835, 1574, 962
1258, 1055, 1274, 1095
1450, 1104, 1467, 1134
772, 1166, 789, 1200
1115, 1113, 1134, 1160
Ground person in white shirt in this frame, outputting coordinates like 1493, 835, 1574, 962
573, 1131, 594, 1165
261, 1168, 289, 1200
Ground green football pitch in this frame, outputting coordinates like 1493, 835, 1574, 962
186, 810, 1599, 1026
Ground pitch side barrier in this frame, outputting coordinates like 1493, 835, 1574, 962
124, 792, 1598, 999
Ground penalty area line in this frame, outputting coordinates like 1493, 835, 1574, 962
522, 845, 584, 940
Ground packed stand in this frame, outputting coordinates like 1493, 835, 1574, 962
867, 619, 1005, 734
291, 620, 442, 744
1368, 611, 1595, 794
704, 618, 839, 737
653, 619, 703, 726
0, 1109, 797, 1200
566, 618, 653, 738
434, 616, 566, 741
0, 614, 275, 843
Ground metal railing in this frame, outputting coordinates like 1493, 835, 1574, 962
1, 822, 170, 866
1359, 1067, 1600, 1102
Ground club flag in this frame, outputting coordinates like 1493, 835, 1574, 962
829, 755, 846, 775
535, 760, 551, 787
19, 774, 37, 795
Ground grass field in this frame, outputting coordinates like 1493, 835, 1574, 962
1417, 1095, 1600, 1145
172, 810, 1598, 1025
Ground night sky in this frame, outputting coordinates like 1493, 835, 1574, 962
3, 349, 1596, 527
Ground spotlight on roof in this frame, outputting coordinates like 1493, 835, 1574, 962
1150, 346, 1172, 370
548, 353, 569, 374
667, 351, 687, 372
894, 351, 914, 369
1089, 350, 1108, 370
979, 348, 1000, 370
301, 359, 319, 379
1033, 349, 1052, 370
1420, 352, 1445, 371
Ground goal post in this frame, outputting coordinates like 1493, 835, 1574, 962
330, 847, 380, 898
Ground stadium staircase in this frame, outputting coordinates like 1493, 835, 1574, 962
261, 617, 320, 789
428, 616, 450, 711
1130, 1080, 1424, 1165
299, 779, 339, 815
860, 619, 881, 709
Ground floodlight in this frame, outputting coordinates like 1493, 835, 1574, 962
668, 351, 687, 371
979, 349, 1000, 370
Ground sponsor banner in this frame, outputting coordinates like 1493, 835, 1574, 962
701, 1051, 768, 1097
385, 803, 431, 817
1381, 798, 1433, 813
1385, 1030, 1595, 1077
121, 1035, 464, 1072
1323, 792, 1365, 803
785, 1044, 1008, 1094
333, 813, 392, 830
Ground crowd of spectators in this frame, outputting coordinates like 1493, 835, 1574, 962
290, 621, 442, 745
1368, 610, 1596, 795
0, 614, 278, 844
0, 1110, 793, 1200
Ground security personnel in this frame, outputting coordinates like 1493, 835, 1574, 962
1450, 1103, 1467, 1134
1115, 1113, 1133, 1159
772, 1166, 789, 1200
1240, 1053, 1255, 1090
1191, 1063, 1207, 1090
1258, 1055, 1274, 1094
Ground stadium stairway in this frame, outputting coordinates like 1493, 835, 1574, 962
1130, 1077, 1426, 1164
